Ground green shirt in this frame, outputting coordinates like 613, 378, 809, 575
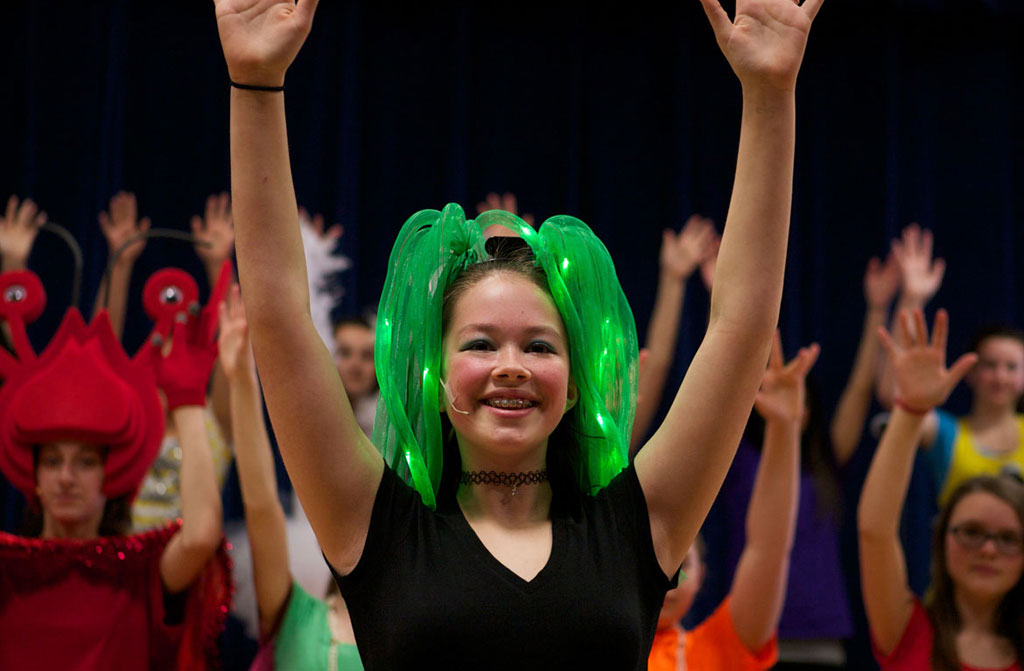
275, 582, 363, 671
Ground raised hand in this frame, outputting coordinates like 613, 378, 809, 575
877, 309, 976, 414
699, 0, 824, 93
475, 192, 535, 226
217, 283, 254, 382
214, 0, 320, 86
191, 192, 235, 279
891, 224, 945, 305
660, 214, 717, 281
0, 195, 46, 271
99, 191, 150, 267
754, 331, 820, 424
864, 250, 901, 310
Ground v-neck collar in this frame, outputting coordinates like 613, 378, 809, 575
448, 505, 566, 593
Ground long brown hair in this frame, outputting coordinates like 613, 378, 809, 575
924, 475, 1024, 670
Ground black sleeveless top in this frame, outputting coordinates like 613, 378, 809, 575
332, 462, 675, 670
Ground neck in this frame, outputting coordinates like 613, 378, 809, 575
457, 473, 552, 525
456, 438, 553, 523
970, 399, 1017, 427
41, 515, 101, 540
954, 586, 1003, 633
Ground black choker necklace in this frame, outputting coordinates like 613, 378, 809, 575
460, 469, 548, 496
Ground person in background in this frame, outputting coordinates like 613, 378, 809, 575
876, 226, 1024, 599
0, 267, 230, 669
220, 283, 363, 670
649, 335, 817, 670
896, 320, 1024, 505
87, 190, 235, 531
333, 316, 377, 438
859, 308, 1024, 670
631, 214, 719, 452
656, 237, 884, 669
227, 205, 352, 647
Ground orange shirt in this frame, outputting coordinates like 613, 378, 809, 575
648, 597, 778, 671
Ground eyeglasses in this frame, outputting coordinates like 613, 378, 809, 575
949, 524, 1024, 557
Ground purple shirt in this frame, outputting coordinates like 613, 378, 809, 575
698, 440, 853, 640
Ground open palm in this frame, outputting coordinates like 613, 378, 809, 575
214, 0, 319, 84
217, 284, 254, 381
0, 196, 46, 270
878, 309, 976, 412
700, 0, 823, 92
754, 332, 819, 424
892, 224, 945, 304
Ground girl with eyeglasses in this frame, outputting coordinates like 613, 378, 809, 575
859, 309, 1024, 670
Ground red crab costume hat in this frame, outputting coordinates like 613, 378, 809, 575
0, 261, 232, 501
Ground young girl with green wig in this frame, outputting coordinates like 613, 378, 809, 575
213, 0, 823, 667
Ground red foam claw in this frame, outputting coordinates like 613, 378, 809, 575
131, 324, 164, 371
154, 319, 217, 410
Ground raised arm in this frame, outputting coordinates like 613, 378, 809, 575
191, 192, 236, 443
218, 285, 291, 636
630, 215, 717, 452
635, 0, 823, 577
729, 333, 818, 652
155, 321, 225, 594
829, 252, 900, 466
875, 225, 944, 409
214, 0, 382, 574
857, 309, 975, 654
92, 192, 150, 339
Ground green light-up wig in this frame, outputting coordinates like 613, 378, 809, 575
372, 203, 637, 508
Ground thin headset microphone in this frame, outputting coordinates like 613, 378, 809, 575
439, 378, 470, 415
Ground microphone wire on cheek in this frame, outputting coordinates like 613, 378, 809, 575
439, 378, 471, 415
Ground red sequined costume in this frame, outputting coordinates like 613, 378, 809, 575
0, 267, 233, 670
0, 523, 231, 670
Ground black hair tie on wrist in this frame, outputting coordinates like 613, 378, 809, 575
230, 80, 284, 92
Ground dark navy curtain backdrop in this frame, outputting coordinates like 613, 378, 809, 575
3, 1, 1023, 668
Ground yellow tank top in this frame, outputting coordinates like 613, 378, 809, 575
938, 414, 1024, 505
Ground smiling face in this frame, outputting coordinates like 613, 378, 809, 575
944, 491, 1024, 603
441, 271, 575, 470
35, 441, 106, 538
967, 336, 1024, 410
